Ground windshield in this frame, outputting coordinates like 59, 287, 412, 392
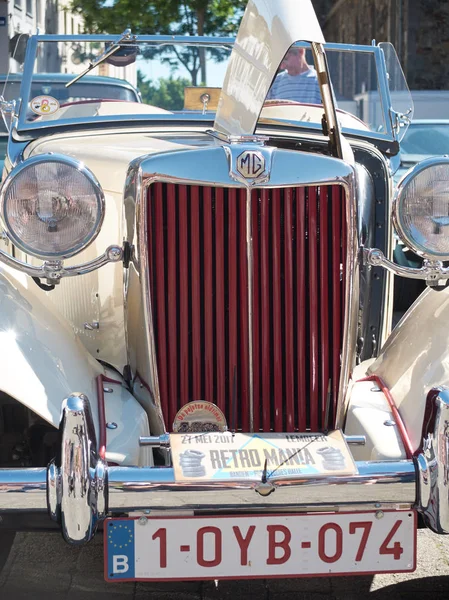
1, 79, 139, 105
5, 35, 398, 142
400, 123, 449, 157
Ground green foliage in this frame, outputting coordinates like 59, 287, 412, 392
70, 0, 246, 36
70, 0, 246, 85
137, 70, 190, 111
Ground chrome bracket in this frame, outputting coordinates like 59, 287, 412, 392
206, 129, 269, 146
416, 387, 449, 534
364, 247, 449, 287
0, 244, 123, 285
47, 393, 107, 544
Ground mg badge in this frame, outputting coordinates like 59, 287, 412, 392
236, 150, 266, 179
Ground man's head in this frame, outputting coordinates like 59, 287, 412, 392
280, 47, 309, 76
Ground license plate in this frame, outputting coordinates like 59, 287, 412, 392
104, 511, 416, 582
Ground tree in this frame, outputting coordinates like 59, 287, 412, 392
137, 70, 190, 110
71, 0, 246, 85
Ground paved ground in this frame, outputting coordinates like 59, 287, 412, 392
0, 528, 448, 599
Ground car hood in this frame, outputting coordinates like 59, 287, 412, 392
214, 0, 325, 138
26, 130, 220, 194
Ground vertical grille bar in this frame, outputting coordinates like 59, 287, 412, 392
251, 190, 261, 432
228, 189, 238, 424
260, 189, 271, 431
320, 186, 330, 427
308, 186, 319, 431
332, 186, 342, 420
283, 188, 295, 432
203, 187, 214, 402
190, 186, 202, 399
296, 187, 307, 431
215, 188, 226, 413
272, 189, 283, 431
166, 184, 178, 425
152, 183, 169, 420
239, 189, 250, 431
178, 185, 189, 406
147, 183, 347, 434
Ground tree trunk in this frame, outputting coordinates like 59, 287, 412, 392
197, 6, 207, 84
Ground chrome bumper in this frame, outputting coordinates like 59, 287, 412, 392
0, 392, 446, 544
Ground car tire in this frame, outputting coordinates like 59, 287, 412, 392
0, 531, 15, 572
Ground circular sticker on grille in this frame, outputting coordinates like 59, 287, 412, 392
173, 401, 227, 433
30, 95, 59, 116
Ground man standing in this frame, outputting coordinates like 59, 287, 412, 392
267, 47, 321, 104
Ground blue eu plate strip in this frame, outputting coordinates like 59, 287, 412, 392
107, 519, 135, 579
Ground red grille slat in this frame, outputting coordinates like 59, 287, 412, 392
147, 183, 347, 433
320, 186, 330, 427
190, 186, 202, 400
215, 188, 226, 413
260, 189, 271, 432
238, 190, 250, 431
152, 183, 169, 420
272, 189, 283, 431
203, 187, 214, 403
284, 188, 295, 432
251, 191, 260, 432
332, 186, 342, 419
308, 186, 319, 431
228, 189, 238, 424
178, 185, 189, 406
166, 184, 178, 425
296, 187, 307, 431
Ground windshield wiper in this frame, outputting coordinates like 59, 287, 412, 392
65, 29, 134, 88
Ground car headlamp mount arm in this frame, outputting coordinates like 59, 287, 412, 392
364, 247, 449, 288
0, 244, 123, 285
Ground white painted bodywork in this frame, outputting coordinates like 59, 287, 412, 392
214, 0, 325, 137
0, 265, 150, 465
344, 364, 406, 461
368, 286, 449, 453
21, 130, 207, 371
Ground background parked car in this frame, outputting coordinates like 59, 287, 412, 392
395, 119, 449, 184
0, 73, 141, 179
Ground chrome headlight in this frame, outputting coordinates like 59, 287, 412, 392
0, 155, 105, 259
394, 157, 449, 260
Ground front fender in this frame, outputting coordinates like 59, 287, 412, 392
368, 285, 449, 453
0, 268, 151, 465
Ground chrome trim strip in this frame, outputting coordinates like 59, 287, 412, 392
0, 461, 416, 514
0, 244, 123, 283
417, 387, 449, 534
336, 171, 358, 427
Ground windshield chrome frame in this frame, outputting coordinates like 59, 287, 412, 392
13, 34, 396, 143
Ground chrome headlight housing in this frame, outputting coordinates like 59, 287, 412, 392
0, 154, 105, 259
393, 157, 449, 261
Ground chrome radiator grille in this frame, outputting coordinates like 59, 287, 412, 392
147, 182, 346, 432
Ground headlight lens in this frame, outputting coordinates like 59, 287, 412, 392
394, 158, 449, 260
0, 155, 104, 259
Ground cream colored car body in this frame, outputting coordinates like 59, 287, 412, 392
0, 264, 151, 466
0, 0, 429, 471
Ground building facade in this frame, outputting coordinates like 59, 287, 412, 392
322, 0, 449, 91
0, 0, 84, 73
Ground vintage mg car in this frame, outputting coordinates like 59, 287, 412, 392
0, 0, 448, 583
